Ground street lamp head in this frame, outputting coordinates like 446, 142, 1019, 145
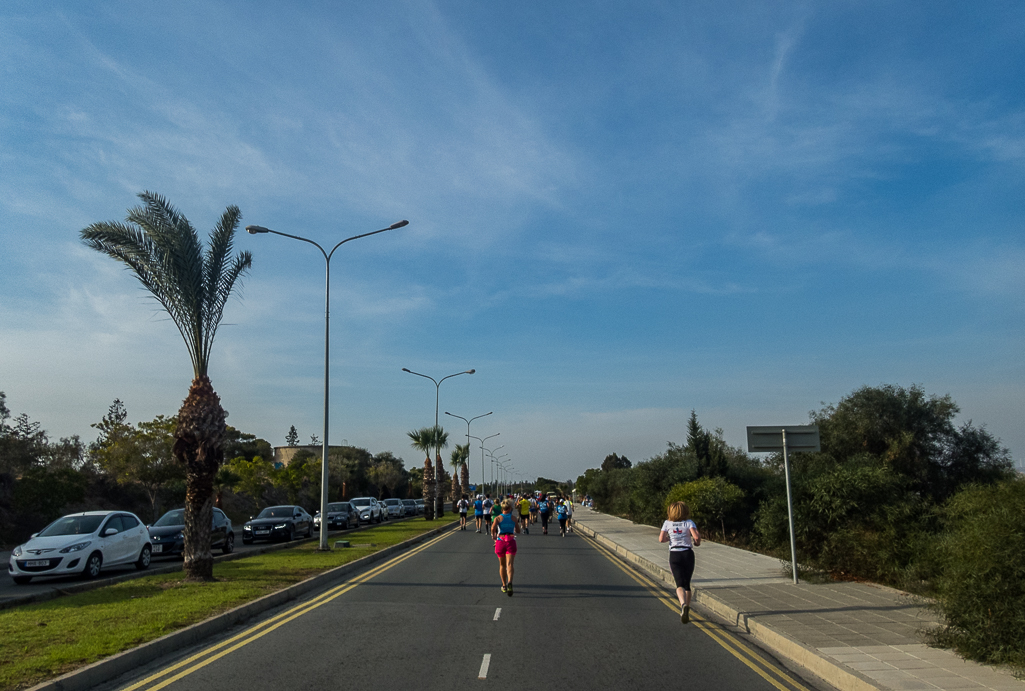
246, 225, 271, 234
389, 220, 409, 229
466, 369, 476, 374
402, 368, 411, 373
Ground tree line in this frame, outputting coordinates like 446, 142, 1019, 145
0, 392, 415, 547
575, 384, 1024, 672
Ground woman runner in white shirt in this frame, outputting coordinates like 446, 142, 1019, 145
658, 501, 701, 624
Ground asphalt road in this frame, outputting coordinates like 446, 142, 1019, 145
0, 514, 414, 604
100, 524, 831, 691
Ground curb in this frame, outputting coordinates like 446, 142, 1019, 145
26, 519, 460, 691
572, 520, 880, 691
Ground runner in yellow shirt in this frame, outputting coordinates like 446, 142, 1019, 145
517, 495, 531, 534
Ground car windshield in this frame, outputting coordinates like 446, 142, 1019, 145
153, 509, 185, 527
403, 500, 415, 505
327, 503, 349, 512
350, 499, 371, 507
385, 499, 401, 505
37, 514, 105, 537
257, 507, 294, 519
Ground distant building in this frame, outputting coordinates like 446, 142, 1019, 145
273, 445, 344, 468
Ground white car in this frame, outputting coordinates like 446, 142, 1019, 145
382, 498, 405, 519
349, 497, 384, 523
9, 511, 151, 584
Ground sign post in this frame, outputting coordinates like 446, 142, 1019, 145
747, 425, 820, 585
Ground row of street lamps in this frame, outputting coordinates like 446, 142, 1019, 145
245, 218, 516, 548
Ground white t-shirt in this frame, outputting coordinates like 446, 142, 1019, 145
661, 519, 697, 551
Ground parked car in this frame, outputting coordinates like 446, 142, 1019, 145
401, 499, 418, 516
148, 507, 234, 557
414, 499, 425, 514
382, 498, 405, 519
242, 505, 313, 544
349, 497, 384, 523
9, 511, 151, 585
313, 502, 359, 532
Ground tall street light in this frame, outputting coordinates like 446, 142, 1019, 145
246, 219, 409, 550
471, 433, 499, 495
446, 411, 492, 494
483, 445, 503, 495
403, 367, 475, 517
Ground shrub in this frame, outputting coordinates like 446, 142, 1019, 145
932, 477, 1025, 671
666, 477, 745, 538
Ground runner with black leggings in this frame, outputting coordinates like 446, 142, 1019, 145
659, 501, 701, 623
538, 497, 551, 535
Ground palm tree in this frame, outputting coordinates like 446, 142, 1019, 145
81, 192, 252, 580
450, 443, 469, 505
408, 426, 447, 520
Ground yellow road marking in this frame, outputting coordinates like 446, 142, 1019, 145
580, 534, 812, 691
122, 530, 453, 691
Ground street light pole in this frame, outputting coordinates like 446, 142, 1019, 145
472, 434, 499, 495
403, 367, 475, 518
446, 411, 492, 495
246, 220, 409, 550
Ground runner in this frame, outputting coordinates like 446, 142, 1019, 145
489, 497, 502, 536
556, 498, 569, 536
538, 496, 551, 535
565, 496, 574, 533
482, 494, 494, 533
473, 495, 485, 533
456, 494, 470, 530
517, 494, 531, 535
491, 498, 520, 595
529, 495, 539, 524
659, 501, 701, 624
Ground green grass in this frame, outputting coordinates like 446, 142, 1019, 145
0, 519, 453, 691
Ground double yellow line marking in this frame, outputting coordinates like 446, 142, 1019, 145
580, 534, 812, 691
122, 530, 454, 691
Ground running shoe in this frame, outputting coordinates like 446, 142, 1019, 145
501, 585, 507, 593
681, 605, 690, 624
507, 582, 513, 597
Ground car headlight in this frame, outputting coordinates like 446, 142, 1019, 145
274, 523, 288, 529
59, 541, 92, 554
12, 546, 22, 557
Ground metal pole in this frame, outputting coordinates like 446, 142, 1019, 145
782, 429, 799, 585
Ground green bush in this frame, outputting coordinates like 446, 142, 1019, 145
932, 477, 1025, 671
665, 477, 745, 538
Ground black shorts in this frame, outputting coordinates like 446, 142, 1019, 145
669, 549, 695, 591
459, 512, 467, 517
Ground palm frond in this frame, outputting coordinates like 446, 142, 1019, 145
81, 192, 252, 378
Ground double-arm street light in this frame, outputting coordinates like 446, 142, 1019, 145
470, 433, 500, 495
403, 368, 475, 516
246, 219, 409, 550
445, 411, 492, 493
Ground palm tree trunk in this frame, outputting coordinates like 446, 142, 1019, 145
423, 456, 435, 520
460, 462, 470, 498
435, 453, 445, 518
172, 376, 226, 581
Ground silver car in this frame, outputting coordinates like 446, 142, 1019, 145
349, 497, 384, 523
382, 498, 405, 519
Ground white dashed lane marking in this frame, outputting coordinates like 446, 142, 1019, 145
478, 653, 491, 680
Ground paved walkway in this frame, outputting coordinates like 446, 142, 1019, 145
572, 507, 1022, 691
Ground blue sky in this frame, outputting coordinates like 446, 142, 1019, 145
2, 1, 1023, 485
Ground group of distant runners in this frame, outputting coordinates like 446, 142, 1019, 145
455, 488, 702, 626
453, 490, 575, 596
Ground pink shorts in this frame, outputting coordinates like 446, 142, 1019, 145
494, 534, 517, 557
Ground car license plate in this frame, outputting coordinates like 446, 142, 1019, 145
152, 544, 163, 553
26, 560, 49, 567
255, 530, 269, 535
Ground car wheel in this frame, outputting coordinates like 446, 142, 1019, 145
135, 545, 152, 570
84, 552, 103, 579
12, 576, 32, 585
222, 533, 235, 554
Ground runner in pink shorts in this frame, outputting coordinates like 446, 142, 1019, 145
491, 498, 521, 596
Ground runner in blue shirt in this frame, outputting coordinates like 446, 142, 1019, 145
473, 495, 485, 533
538, 497, 551, 535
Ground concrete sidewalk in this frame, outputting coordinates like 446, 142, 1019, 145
572, 507, 1022, 691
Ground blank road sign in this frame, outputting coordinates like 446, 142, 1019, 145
747, 425, 821, 453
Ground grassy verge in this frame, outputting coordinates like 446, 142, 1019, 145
0, 519, 454, 691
